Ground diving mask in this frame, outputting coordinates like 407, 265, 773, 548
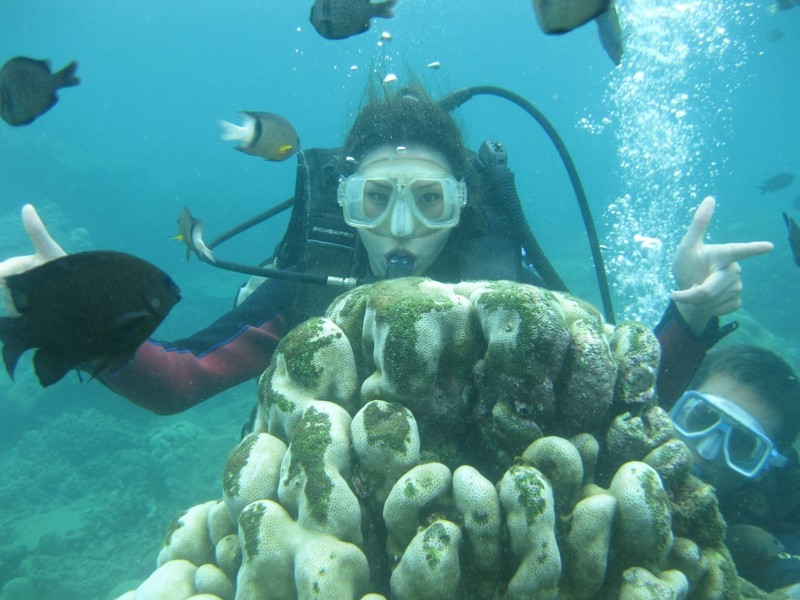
670, 390, 787, 479
337, 174, 467, 230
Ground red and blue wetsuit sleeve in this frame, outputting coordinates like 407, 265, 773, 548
654, 301, 737, 409
101, 278, 294, 415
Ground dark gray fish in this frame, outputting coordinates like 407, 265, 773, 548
532, 0, 623, 65
596, 4, 623, 65
0, 251, 180, 387
219, 111, 300, 162
176, 206, 215, 262
759, 171, 795, 194
776, 0, 799, 10
0, 57, 80, 126
310, 0, 396, 40
784, 212, 800, 268
767, 28, 785, 43
725, 524, 784, 570
532, 0, 611, 33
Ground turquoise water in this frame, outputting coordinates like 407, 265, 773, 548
0, 1, 798, 598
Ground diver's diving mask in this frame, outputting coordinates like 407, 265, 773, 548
669, 390, 787, 479
337, 174, 467, 230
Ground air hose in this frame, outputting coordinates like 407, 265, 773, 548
439, 85, 616, 324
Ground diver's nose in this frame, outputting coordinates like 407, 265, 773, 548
695, 432, 724, 461
389, 198, 415, 238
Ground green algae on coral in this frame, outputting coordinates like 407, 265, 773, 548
508, 466, 547, 525
279, 318, 332, 388
284, 408, 334, 525
239, 501, 267, 558
223, 433, 259, 499
362, 401, 413, 453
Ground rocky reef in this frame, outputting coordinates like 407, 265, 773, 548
111, 278, 763, 599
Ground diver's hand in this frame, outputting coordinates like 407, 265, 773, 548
0, 204, 66, 316
670, 196, 773, 335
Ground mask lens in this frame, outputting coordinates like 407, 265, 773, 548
338, 175, 464, 229
727, 428, 766, 467
673, 396, 720, 433
362, 179, 394, 220
410, 179, 446, 221
684, 402, 720, 431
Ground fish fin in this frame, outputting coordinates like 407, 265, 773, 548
218, 118, 251, 143
1, 343, 26, 380
53, 60, 80, 88
111, 311, 151, 340
596, 6, 624, 66
374, 0, 397, 18
93, 352, 137, 379
0, 317, 27, 379
32, 348, 74, 387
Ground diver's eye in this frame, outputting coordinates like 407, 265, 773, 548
365, 191, 391, 205
728, 429, 760, 462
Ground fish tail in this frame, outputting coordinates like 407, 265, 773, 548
0, 317, 28, 379
54, 60, 80, 88
374, 0, 397, 18
218, 119, 252, 143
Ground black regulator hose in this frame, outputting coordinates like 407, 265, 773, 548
439, 85, 616, 324
486, 164, 569, 293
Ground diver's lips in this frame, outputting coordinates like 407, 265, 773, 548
386, 249, 415, 259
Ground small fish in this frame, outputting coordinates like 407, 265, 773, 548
784, 212, 800, 267
767, 28, 785, 43
0, 57, 80, 126
0, 251, 180, 387
310, 0, 396, 40
219, 111, 300, 162
759, 172, 795, 194
176, 206, 215, 263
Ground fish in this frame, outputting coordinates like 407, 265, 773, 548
767, 28, 785, 43
794, 195, 800, 211
595, 4, 623, 65
0, 57, 80, 126
176, 206, 215, 263
767, 0, 798, 14
532, 0, 611, 34
309, 0, 396, 40
725, 524, 785, 570
218, 111, 300, 162
784, 212, 800, 267
0, 251, 180, 387
759, 172, 795, 194
531, 0, 624, 65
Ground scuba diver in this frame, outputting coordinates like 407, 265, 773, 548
0, 78, 773, 414
668, 345, 800, 591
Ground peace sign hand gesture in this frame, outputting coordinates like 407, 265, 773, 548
670, 196, 773, 335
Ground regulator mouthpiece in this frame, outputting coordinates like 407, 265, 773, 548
385, 254, 415, 279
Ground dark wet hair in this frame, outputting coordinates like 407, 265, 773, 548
693, 345, 800, 448
343, 79, 467, 179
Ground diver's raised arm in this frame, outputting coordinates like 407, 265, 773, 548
670, 196, 773, 335
0, 204, 66, 315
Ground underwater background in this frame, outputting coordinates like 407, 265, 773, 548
0, 0, 798, 598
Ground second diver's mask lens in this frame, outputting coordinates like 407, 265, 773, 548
338, 174, 467, 230
669, 390, 787, 479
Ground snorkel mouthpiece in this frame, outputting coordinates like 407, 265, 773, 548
385, 254, 415, 279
